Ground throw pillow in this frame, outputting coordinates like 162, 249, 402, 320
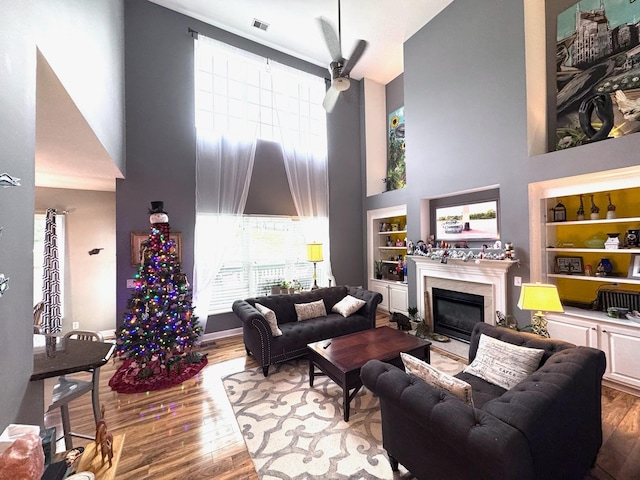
463, 333, 545, 390
294, 299, 327, 321
332, 295, 366, 317
401, 352, 474, 407
254, 303, 282, 337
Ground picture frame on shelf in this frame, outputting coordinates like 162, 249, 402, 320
628, 254, 640, 280
130, 231, 182, 267
555, 255, 584, 275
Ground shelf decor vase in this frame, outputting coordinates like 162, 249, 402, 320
596, 258, 613, 277
604, 233, 620, 250
576, 194, 585, 221
589, 194, 600, 220
606, 193, 616, 219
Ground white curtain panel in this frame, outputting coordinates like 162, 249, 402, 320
193, 131, 256, 324
271, 61, 334, 284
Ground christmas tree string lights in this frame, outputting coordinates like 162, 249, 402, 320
109, 202, 207, 394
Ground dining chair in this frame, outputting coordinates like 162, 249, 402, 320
47, 330, 104, 449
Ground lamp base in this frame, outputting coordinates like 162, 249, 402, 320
311, 280, 319, 290
530, 312, 550, 338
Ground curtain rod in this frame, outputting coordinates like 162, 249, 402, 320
35, 209, 72, 215
188, 27, 199, 38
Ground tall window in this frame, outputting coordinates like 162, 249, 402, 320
194, 35, 329, 316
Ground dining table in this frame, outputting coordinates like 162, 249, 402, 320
16, 334, 115, 428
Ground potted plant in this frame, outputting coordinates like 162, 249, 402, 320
374, 260, 384, 279
291, 279, 302, 292
279, 280, 291, 294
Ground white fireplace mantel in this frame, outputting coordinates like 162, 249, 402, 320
410, 256, 517, 326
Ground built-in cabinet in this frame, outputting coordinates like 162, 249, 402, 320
547, 310, 640, 393
529, 166, 640, 395
369, 279, 408, 315
367, 206, 408, 316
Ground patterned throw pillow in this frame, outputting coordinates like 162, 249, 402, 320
255, 303, 282, 336
463, 333, 545, 390
401, 352, 474, 406
294, 299, 327, 321
331, 295, 366, 317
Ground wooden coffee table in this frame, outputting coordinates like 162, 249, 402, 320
307, 326, 431, 421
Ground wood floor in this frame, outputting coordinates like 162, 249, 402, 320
44, 314, 640, 480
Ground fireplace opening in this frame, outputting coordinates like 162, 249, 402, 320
432, 287, 484, 343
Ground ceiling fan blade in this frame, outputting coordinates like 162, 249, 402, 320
322, 84, 342, 112
341, 39, 368, 77
318, 17, 343, 62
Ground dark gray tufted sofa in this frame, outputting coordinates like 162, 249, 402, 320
232, 286, 382, 376
361, 322, 606, 480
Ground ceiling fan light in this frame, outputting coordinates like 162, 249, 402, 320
333, 77, 350, 92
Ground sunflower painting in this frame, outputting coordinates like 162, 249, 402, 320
386, 106, 406, 191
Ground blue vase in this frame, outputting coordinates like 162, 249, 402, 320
597, 258, 613, 276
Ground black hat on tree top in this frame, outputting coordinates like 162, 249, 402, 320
149, 201, 167, 214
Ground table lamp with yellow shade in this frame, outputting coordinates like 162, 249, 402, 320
517, 282, 563, 338
306, 243, 323, 290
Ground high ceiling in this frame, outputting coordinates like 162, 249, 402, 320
149, 0, 453, 85
36, 1, 453, 192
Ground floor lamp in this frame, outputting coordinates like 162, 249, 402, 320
307, 243, 323, 290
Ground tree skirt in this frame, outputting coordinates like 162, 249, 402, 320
109, 356, 208, 394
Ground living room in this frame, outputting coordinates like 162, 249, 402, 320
2, 0, 640, 478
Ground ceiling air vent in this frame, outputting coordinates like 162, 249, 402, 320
252, 19, 269, 31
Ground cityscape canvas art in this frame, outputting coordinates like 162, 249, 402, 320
556, 0, 640, 150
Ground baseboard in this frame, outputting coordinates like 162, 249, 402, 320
200, 327, 242, 344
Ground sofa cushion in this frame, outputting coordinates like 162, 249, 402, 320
332, 295, 366, 317
295, 299, 327, 321
271, 313, 371, 358
401, 352, 474, 406
254, 303, 282, 337
463, 333, 544, 390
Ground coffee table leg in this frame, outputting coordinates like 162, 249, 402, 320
344, 387, 350, 422
309, 357, 314, 387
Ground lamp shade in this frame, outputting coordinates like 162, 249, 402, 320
517, 282, 564, 313
306, 243, 324, 263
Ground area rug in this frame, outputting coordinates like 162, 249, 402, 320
222, 351, 464, 479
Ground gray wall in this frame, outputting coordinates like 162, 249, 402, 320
120, 0, 364, 333
366, 0, 640, 324
0, 0, 124, 431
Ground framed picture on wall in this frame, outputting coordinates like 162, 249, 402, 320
554, 256, 584, 275
130, 231, 182, 267
628, 254, 640, 280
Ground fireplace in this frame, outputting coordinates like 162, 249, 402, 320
432, 288, 484, 342
411, 256, 516, 338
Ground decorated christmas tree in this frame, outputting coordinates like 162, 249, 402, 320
109, 201, 207, 393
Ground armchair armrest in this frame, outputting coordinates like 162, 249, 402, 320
361, 360, 535, 480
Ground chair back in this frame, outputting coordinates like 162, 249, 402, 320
64, 330, 104, 342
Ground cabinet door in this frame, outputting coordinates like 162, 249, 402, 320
368, 280, 388, 312
388, 284, 408, 315
546, 314, 597, 347
599, 324, 640, 390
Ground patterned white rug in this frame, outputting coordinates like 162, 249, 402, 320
222, 350, 464, 480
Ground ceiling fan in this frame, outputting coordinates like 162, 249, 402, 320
318, 0, 368, 112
